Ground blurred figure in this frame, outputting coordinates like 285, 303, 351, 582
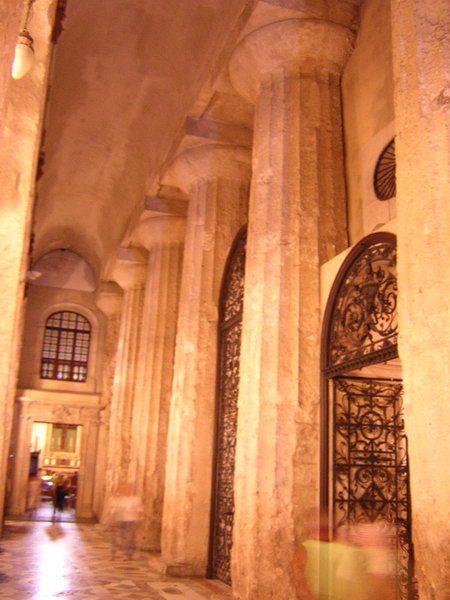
52, 474, 68, 519
109, 482, 143, 559
293, 516, 369, 600
26, 472, 41, 518
348, 521, 397, 600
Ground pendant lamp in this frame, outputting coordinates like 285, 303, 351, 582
11, 0, 36, 80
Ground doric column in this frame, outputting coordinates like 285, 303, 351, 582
228, 19, 353, 598
391, 2, 450, 597
128, 215, 185, 550
105, 248, 148, 495
94, 281, 123, 520
160, 144, 250, 575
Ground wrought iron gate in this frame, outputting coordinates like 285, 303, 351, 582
322, 234, 416, 599
332, 377, 413, 600
209, 228, 246, 585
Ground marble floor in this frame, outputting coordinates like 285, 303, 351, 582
0, 520, 232, 600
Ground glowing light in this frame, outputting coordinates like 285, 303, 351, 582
36, 525, 71, 597
11, 31, 35, 80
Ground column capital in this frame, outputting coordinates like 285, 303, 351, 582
95, 281, 123, 316
110, 246, 148, 289
161, 144, 251, 194
229, 18, 354, 103
132, 215, 186, 251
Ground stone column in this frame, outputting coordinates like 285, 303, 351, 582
160, 144, 250, 575
105, 248, 148, 496
129, 215, 185, 550
391, 2, 450, 597
94, 281, 123, 520
228, 19, 353, 598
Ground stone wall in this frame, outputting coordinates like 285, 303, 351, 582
342, 0, 396, 242
0, 0, 56, 527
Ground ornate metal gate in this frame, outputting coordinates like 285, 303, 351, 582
209, 228, 246, 585
322, 233, 415, 599
333, 377, 412, 599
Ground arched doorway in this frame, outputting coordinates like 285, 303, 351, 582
321, 232, 415, 599
209, 227, 247, 585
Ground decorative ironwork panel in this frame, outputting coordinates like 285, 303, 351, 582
374, 138, 396, 200
333, 378, 413, 600
222, 231, 246, 324
211, 228, 246, 585
327, 240, 397, 375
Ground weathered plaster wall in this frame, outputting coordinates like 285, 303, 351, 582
342, 0, 396, 243
0, 0, 56, 525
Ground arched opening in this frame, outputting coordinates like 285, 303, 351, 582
321, 233, 415, 599
208, 226, 247, 585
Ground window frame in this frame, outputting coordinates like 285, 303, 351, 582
40, 311, 91, 383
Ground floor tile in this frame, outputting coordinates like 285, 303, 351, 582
0, 520, 232, 600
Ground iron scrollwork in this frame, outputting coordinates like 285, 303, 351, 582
333, 378, 412, 600
327, 240, 398, 375
211, 229, 246, 585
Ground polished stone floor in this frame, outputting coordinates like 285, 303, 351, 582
0, 519, 232, 600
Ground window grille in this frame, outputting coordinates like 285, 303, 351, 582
40, 311, 91, 382
374, 138, 396, 200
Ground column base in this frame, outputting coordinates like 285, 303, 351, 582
165, 562, 205, 577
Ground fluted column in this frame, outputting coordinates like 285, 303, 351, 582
128, 216, 185, 550
94, 281, 123, 520
161, 144, 250, 575
391, 1, 450, 597
229, 19, 353, 598
105, 248, 148, 498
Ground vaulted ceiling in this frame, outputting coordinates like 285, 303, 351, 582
31, 0, 361, 284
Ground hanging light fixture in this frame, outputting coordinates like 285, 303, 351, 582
11, 0, 36, 80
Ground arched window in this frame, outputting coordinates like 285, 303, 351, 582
40, 311, 91, 382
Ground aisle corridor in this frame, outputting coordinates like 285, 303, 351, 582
0, 520, 231, 600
